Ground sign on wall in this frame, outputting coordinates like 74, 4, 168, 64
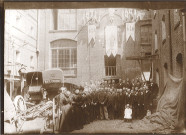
105, 26, 118, 57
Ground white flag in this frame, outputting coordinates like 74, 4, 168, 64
105, 26, 118, 57
88, 25, 96, 46
126, 23, 135, 41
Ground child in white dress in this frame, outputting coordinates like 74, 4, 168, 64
124, 104, 132, 122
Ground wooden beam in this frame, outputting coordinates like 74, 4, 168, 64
182, 11, 186, 130
126, 55, 159, 60
3, 2, 186, 10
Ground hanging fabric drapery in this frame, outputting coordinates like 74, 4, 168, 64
88, 25, 96, 47
129, 68, 184, 133
105, 26, 118, 57
126, 22, 135, 42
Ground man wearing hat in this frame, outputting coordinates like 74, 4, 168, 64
98, 81, 109, 120
126, 78, 132, 89
107, 89, 115, 120
71, 89, 84, 130
117, 79, 125, 118
80, 91, 87, 124
132, 88, 139, 119
138, 89, 145, 119
91, 89, 99, 120
144, 86, 152, 116
117, 88, 125, 119
148, 78, 159, 113
122, 80, 127, 88
116, 79, 123, 89
110, 80, 116, 91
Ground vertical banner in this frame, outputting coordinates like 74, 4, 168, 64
88, 25, 96, 47
105, 26, 118, 57
126, 22, 135, 41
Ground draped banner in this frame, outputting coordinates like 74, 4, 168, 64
88, 25, 96, 47
105, 26, 118, 57
126, 23, 135, 41
129, 69, 184, 133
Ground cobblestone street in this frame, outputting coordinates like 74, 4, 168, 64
72, 120, 147, 133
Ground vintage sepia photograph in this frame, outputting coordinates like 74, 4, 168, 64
3, 1, 186, 134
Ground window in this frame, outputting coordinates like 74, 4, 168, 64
51, 48, 77, 69
58, 9, 77, 30
162, 15, 166, 44
16, 50, 20, 63
140, 25, 152, 45
104, 55, 116, 76
51, 39, 77, 69
155, 30, 158, 52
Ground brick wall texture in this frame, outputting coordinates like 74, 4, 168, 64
151, 9, 184, 95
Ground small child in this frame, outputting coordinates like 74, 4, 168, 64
124, 104, 132, 122
146, 109, 151, 117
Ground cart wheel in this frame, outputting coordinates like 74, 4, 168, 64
14, 95, 27, 112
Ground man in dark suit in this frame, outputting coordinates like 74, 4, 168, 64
107, 90, 115, 120
126, 78, 132, 89
144, 86, 152, 115
98, 82, 109, 120
138, 90, 145, 119
116, 79, 123, 89
148, 79, 159, 113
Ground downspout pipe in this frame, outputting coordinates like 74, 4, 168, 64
36, 10, 39, 69
168, 10, 173, 74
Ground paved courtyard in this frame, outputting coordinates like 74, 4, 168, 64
72, 120, 149, 133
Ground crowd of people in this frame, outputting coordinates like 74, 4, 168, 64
56, 77, 159, 132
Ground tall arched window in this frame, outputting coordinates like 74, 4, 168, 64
50, 39, 77, 76
140, 24, 152, 45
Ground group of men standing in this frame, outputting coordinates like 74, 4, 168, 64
57, 77, 159, 132
96, 78, 159, 120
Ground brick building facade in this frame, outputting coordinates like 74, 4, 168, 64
122, 11, 152, 80
38, 9, 151, 88
4, 10, 39, 98
151, 9, 184, 95
38, 9, 127, 87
